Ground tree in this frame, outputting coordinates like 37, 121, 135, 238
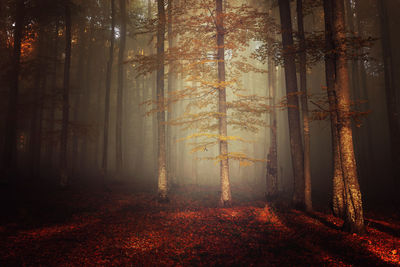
296, 0, 312, 212
60, 0, 72, 186
3, 0, 24, 178
323, 0, 345, 218
326, 0, 365, 234
378, 0, 400, 195
102, 0, 115, 175
157, 0, 168, 202
278, 0, 305, 208
215, 0, 232, 206
116, 0, 127, 175
266, 57, 278, 200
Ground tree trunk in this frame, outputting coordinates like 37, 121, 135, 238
157, 0, 168, 202
60, 2, 72, 186
323, 0, 345, 218
47, 20, 59, 169
278, 0, 305, 208
216, 0, 231, 206
378, 0, 400, 195
266, 58, 278, 200
296, 0, 312, 212
167, 0, 176, 187
102, 0, 115, 174
3, 0, 24, 178
116, 0, 126, 175
332, 0, 365, 234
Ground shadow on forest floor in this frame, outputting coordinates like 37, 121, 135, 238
0, 178, 399, 266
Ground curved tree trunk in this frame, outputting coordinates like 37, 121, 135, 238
278, 0, 305, 208
216, 0, 232, 207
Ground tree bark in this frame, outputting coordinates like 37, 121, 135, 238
3, 0, 24, 178
60, 2, 72, 186
323, 0, 345, 218
296, 0, 312, 212
157, 0, 168, 201
216, 0, 232, 206
331, 0, 365, 234
102, 0, 115, 174
378, 0, 400, 195
278, 0, 305, 208
116, 0, 127, 174
266, 58, 278, 200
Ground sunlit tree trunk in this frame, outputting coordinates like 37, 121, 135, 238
3, 0, 23, 178
60, 2, 72, 186
332, 0, 365, 234
296, 0, 312, 212
157, 0, 168, 202
323, 0, 345, 218
278, 0, 305, 208
266, 58, 278, 200
102, 0, 115, 175
378, 0, 400, 194
216, 0, 231, 206
116, 0, 127, 175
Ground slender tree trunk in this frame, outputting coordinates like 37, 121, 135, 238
296, 0, 312, 212
60, 3, 72, 186
47, 20, 59, 169
266, 58, 278, 199
157, 0, 168, 201
3, 0, 23, 178
331, 0, 365, 234
216, 0, 231, 206
278, 0, 305, 208
30, 24, 45, 178
167, 0, 176, 186
102, 0, 115, 174
323, 0, 345, 218
72, 23, 86, 174
378, 0, 400, 194
116, 0, 126, 175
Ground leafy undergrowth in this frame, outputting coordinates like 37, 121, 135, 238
0, 181, 399, 266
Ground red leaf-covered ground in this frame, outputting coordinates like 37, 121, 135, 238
0, 180, 399, 266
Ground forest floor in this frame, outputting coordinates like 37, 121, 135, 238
0, 177, 399, 266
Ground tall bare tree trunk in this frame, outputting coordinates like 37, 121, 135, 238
323, 0, 345, 218
102, 0, 115, 175
332, 0, 365, 234
157, 0, 168, 202
60, 2, 72, 186
278, 0, 305, 208
216, 0, 231, 206
3, 0, 23, 178
296, 0, 312, 212
266, 58, 278, 199
378, 0, 400, 195
116, 0, 126, 175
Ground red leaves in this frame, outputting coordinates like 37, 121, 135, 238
0, 184, 399, 266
